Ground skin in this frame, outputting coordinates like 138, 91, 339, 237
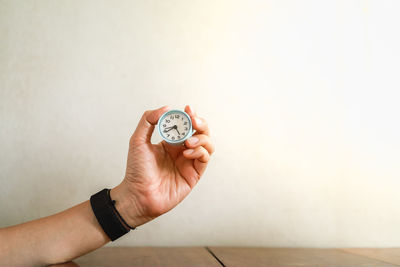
0, 105, 214, 267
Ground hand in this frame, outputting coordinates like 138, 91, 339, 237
111, 105, 214, 228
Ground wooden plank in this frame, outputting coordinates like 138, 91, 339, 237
208, 247, 400, 267
341, 248, 400, 266
73, 247, 222, 267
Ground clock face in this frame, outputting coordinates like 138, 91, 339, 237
158, 110, 191, 143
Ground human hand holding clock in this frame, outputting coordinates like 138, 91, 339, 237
110, 105, 214, 228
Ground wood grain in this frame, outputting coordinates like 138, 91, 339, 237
341, 248, 400, 266
208, 247, 400, 267
73, 247, 221, 267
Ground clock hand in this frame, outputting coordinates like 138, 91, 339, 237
174, 126, 181, 135
163, 126, 174, 133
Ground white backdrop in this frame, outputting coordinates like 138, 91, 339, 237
1, 0, 400, 247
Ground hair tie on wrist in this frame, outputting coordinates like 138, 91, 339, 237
106, 189, 136, 230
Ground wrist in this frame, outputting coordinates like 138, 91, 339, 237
110, 183, 152, 228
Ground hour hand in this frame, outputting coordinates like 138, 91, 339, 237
163, 126, 174, 133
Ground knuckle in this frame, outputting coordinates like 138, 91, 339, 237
201, 153, 210, 163
210, 143, 215, 154
193, 171, 201, 181
199, 146, 207, 153
200, 147, 210, 159
143, 110, 151, 118
198, 134, 208, 144
202, 136, 214, 154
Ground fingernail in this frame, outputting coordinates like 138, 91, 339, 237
194, 117, 202, 125
185, 149, 194, 154
188, 136, 199, 145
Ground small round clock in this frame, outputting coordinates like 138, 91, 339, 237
157, 109, 193, 145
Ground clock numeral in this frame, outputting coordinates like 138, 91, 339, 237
163, 124, 166, 127
184, 122, 188, 125
167, 134, 170, 137
172, 136, 175, 140
175, 115, 180, 118
170, 116, 174, 120
181, 132, 185, 136
184, 127, 188, 130
181, 117, 184, 120
177, 136, 181, 139
166, 119, 170, 123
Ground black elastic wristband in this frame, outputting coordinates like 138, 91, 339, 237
90, 189, 129, 241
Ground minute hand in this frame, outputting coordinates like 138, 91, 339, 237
174, 126, 180, 135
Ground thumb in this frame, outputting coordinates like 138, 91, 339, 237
131, 106, 170, 145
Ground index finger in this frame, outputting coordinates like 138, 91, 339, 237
185, 105, 210, 136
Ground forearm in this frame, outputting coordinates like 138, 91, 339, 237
0, 200, 109, 266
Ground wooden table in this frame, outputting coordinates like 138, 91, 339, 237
51, 247, 400, 267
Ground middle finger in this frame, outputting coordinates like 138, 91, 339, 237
184, 134, 214, 155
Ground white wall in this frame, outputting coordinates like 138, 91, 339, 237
1, 0, 400, 247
